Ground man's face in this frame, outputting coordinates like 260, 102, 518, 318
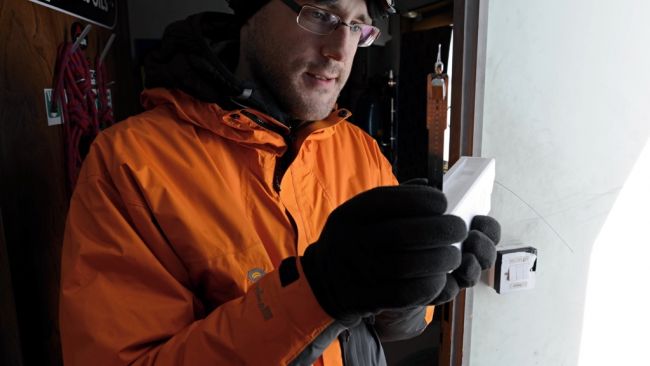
238, 0, 371, 121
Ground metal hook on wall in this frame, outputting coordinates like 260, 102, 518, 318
431, 44, 448, 100
71, 24, 92, 53
98, 33, 116, 66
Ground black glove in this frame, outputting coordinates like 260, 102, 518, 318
299, 184, 467, 325
430, 215, 501, 305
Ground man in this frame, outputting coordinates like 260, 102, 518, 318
59, 0, 500, 365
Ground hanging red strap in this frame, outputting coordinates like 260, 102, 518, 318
51, 30, 100, 195
95, 57, 114, 129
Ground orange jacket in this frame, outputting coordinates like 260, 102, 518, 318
59, 88, 426, 365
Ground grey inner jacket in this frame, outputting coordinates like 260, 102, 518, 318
143, 12, 430, 366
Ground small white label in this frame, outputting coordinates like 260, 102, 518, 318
43, 88, 63, 126
92, 88, 112, 110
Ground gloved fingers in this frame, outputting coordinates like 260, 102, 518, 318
329, 185, 448, 224
470, 215, 501, 244
355, 215, 467, 250
452, 253, 482, 288
370, 245, 461, 279
430, 274, 460, 306
462, 230, 497, 269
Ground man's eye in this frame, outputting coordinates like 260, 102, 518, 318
350, 24, 363, 33
309, 10, 332, 22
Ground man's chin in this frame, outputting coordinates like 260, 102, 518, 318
289, 98, 337, 121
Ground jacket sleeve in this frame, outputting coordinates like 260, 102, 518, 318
59, 145, 333, 366
374, 307, 435, 342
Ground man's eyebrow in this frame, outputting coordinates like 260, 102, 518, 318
312, 0, 373, 24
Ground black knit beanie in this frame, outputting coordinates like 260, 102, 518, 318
226, 0, 271, 21
226, 0, 395, 22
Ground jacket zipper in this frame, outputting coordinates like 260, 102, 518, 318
240, 110, 301, 250
285, 208, 299, 252
278, 131, 299, 252
239, 110, 296, 193
272, 129, 296, 193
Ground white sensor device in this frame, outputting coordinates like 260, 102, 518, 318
442, 157, 496, 249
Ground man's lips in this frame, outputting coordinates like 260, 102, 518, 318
306, 72, 337, 82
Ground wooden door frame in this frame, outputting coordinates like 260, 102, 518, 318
443, 0, 490, 365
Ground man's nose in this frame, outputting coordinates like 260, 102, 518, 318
321, 26, 357, 62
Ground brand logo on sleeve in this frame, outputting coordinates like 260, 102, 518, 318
254, 285, 273, 320
247, 268, 266, 283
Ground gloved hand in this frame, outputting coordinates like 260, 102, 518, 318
397, 177, 501, 305
430, 215, 501, 305
299, 184, 467, 325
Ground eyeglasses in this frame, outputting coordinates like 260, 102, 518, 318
280, 0, 381, 47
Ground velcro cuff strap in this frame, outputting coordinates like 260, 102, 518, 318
279, 256, 300, 287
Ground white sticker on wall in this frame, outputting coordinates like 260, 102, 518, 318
43, 88, 63, 126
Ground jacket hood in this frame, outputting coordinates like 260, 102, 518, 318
140, 88, 350, 153
144, 12, 293, 124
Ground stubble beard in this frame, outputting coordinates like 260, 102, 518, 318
245, 42, 348, 122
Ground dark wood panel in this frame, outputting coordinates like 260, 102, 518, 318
449, 0, 481, 164
0, 1, 136, 364
0, 208, 23, 366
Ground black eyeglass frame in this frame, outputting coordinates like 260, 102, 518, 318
279, 0, 381, 47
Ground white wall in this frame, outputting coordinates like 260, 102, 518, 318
471, 0, 650, 365
128, 0, 231, 40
